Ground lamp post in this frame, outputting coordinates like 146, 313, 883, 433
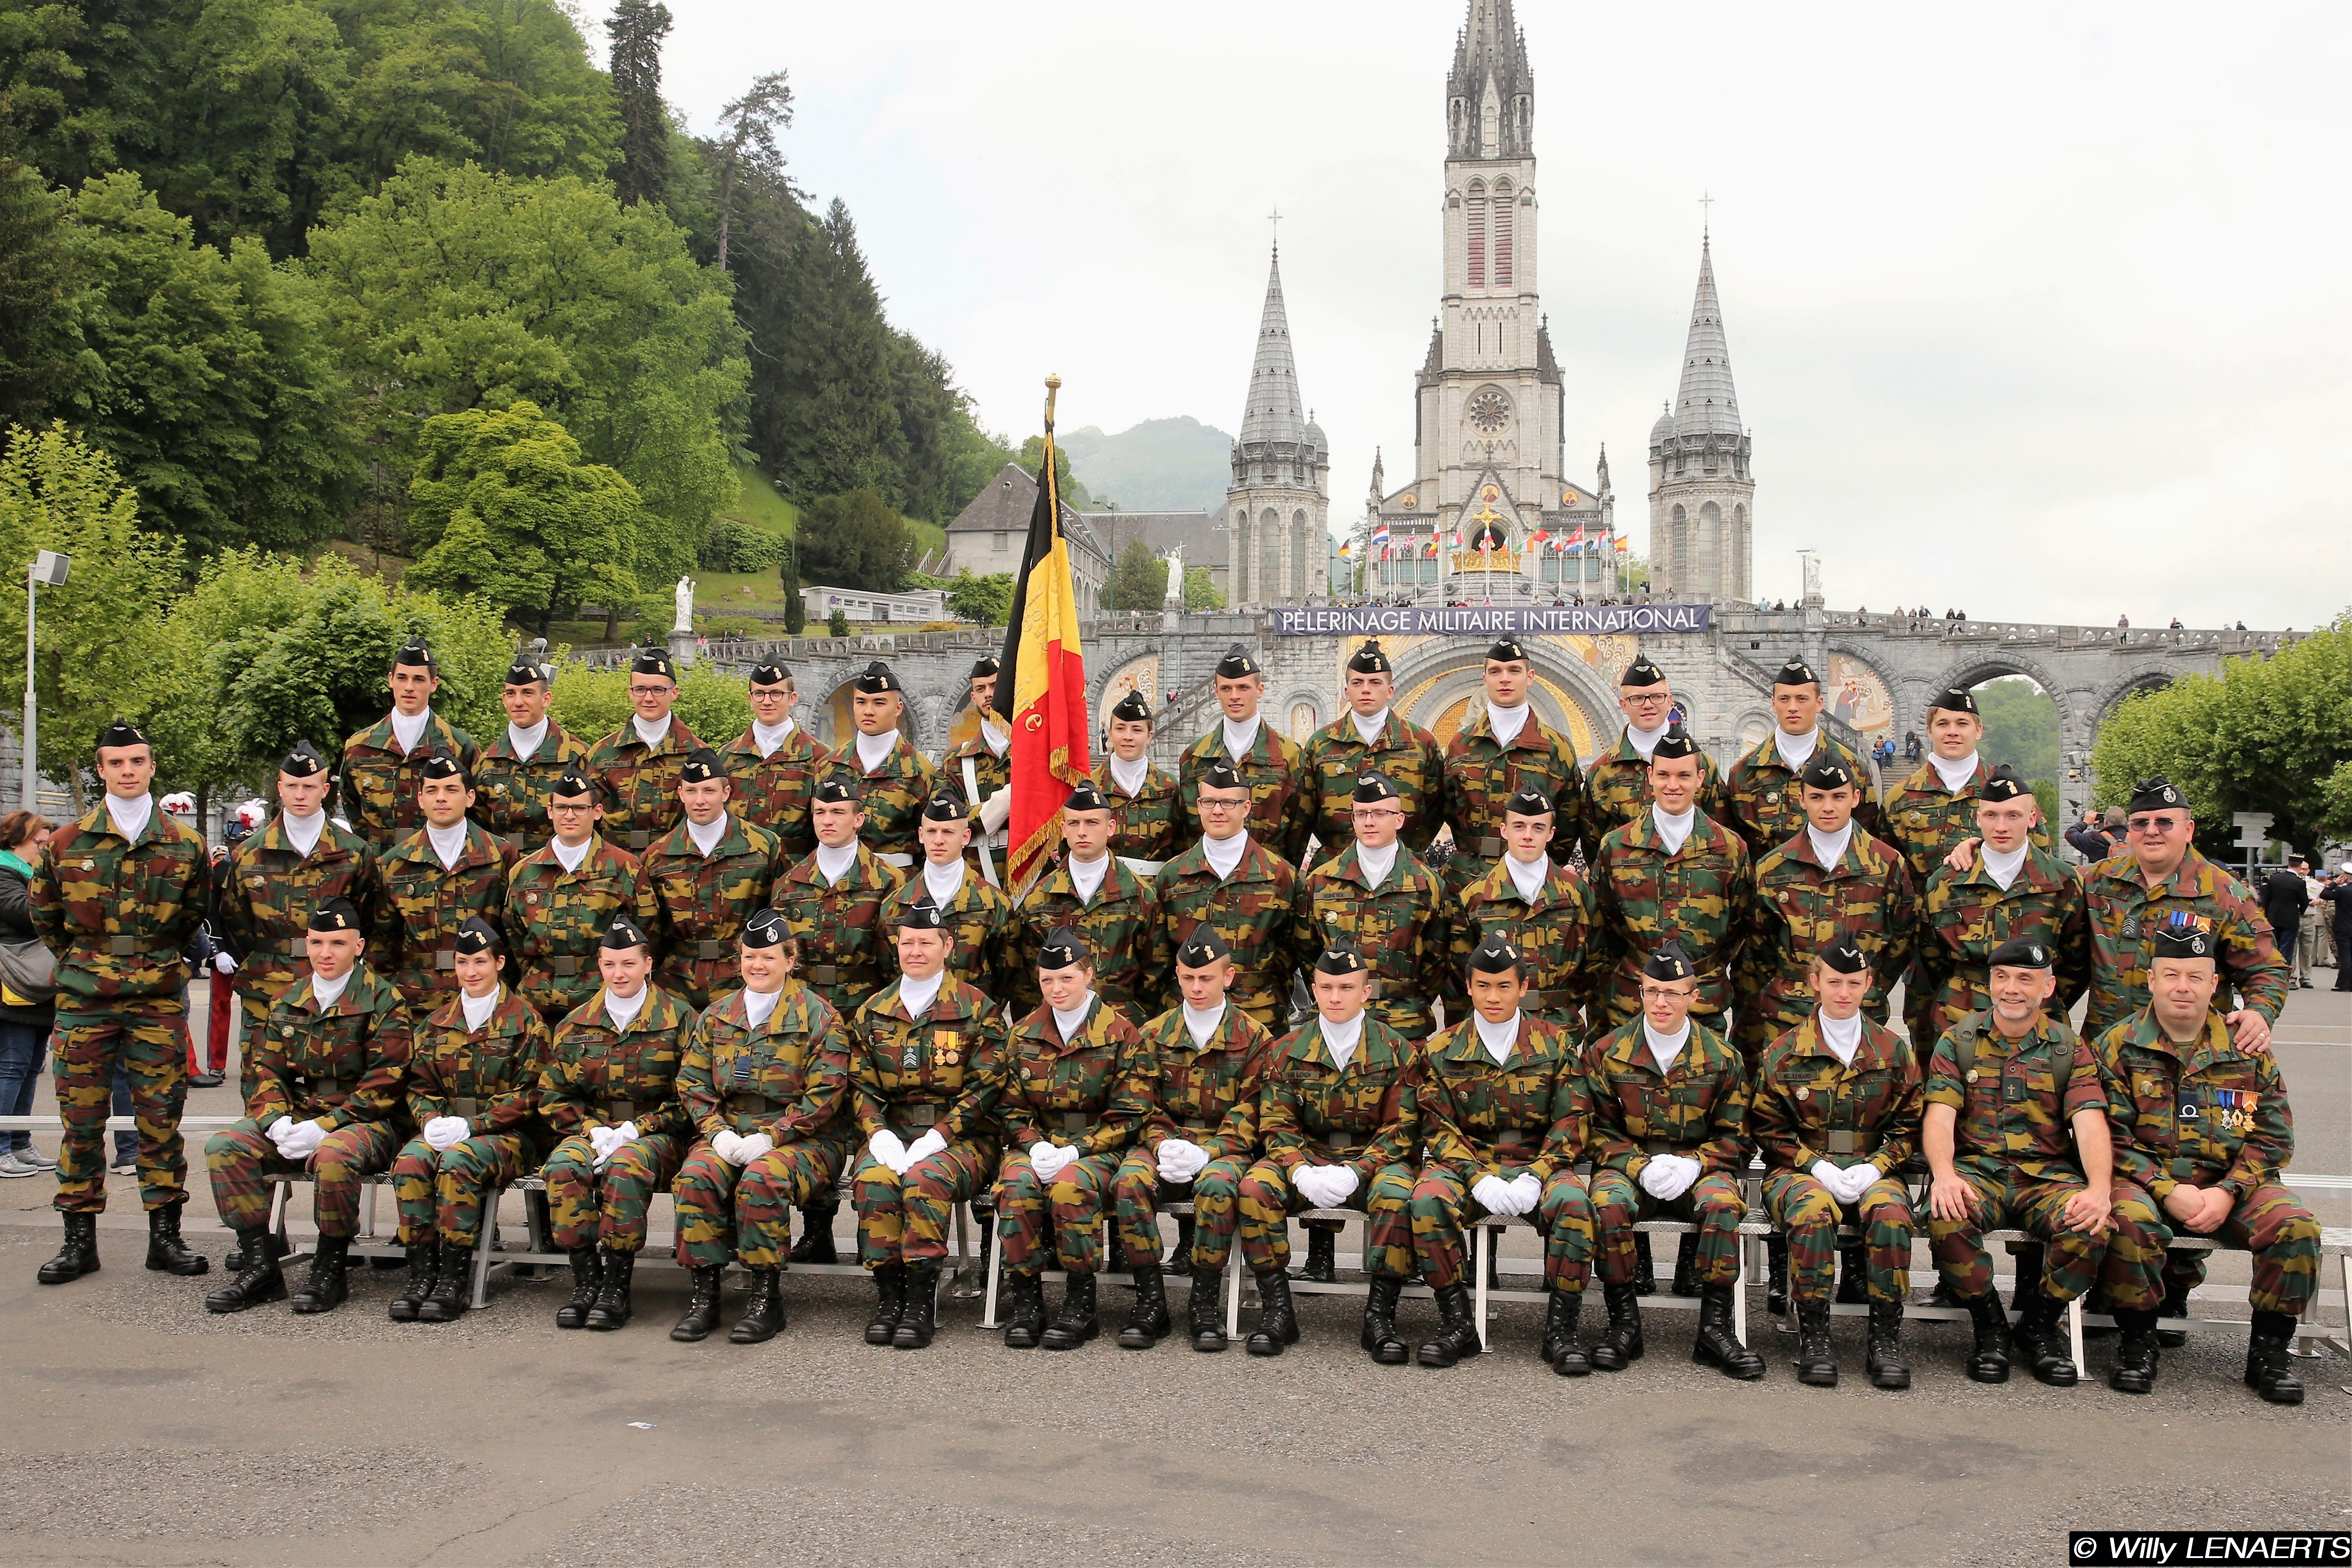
21, 549, 68, 810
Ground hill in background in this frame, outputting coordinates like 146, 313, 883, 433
1061, 416, 1235, 512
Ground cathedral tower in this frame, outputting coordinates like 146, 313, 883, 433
1647, 233, 1754, 602
1228, 245, 1329, 605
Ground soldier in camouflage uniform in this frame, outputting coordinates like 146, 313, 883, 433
338, 639, 480, 853
1438, 637, 1586, 897
1446, 785, 1598, 1032
1580, 655, 1722, 861
1583, 943, 1763, 1379
1149, 760, 1308, 1034
937, 656, 1013, 884
2092, 921, 2316, 1403
1721, 657, 1877, 859
1012, 781, 1162, 1020
537, 916, 699, 1332
645, 747, 783, 1009
583, 644, 706, 853
717, 660, 829, 864
1303, 640, 1445, 860
849, 902, 1008, 1350
201, 899, 413, 1315
1922, 935, 2166, 1387
1917, 766, 2089, 1045
836, 660, 935, 865
1093, 690, 1189, 871
878, 794, 1016, 998
1410, 937, 1597, 1375
385, 917, 549, 1324
470, 658, 591, 848
1301, 773, 1447, 1041
504, 765, 656, 1024
993, 929, 1158, 1350
1176, 645, 1312, 866
668, 910, 854, 1345
30, 720, 213, 1286
372, 751, 518, 1009
1235, 947, 1420, 1359
1113, 928, 1274, 1352
1591, 727, 1752, 1030
1749, 941, 1921, 1390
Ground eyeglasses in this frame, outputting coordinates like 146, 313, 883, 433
628, 684, 673, 696
1638, 985, 1695, 1002
1198, 797, 1248, 811
2127, 816, 2184, 834
1352, 807, 1405, 821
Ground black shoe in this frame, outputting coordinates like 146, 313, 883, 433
389, 1243, 438, 1322
2155, 1275, 2191, 1348
2007, 1242, 2045, 1318
1963, 1290, 2010, 1382
1245, 1270, 1298, 1356
1834, 1243, 1867, 1305
1671, 1232, 1700, 1298
1764, 1234, 1789, 1318
1693, 1284, 1764, 1380
188, 1071, 225, 1089
1117, 1262, 1170, 1348
1002, 1272, 1047, 1349
1361, 1274, 1409, 1365
1544, 1290, 1591, 1376
583, 1247, 635, 1330
1416, 1282, 1481, 1367
733, 1265, 786, 1344
1793, 1301, 1837, 1387
2016, 1295, 2078, 1387
865, 1264, 908, 1345
1631, 1232, 1656, 1297
893, 1266, 939, 1348
1866, 1299, 1910, 1390
223, 1235, 249, 1272
1591, 1281, 1645, 1372
1043, 1270, 1099, 1350
1925, 1276, 1965, 1309
36, 1212, 99, 1285
204, 1228, 286, 1313
2244, 1312, 2304, 1405
418, 1257, 470, 1323
1189, 1268, 1228, 1352
789, 1205, 839, 1265
143, 1201, 210, 1277
669, 1264, 725, 1342
1292, 1223, 1339, 1284
556, 1247, 602, 1329
288, 1235, 350, 1314
2110, 1316, 2161, 1395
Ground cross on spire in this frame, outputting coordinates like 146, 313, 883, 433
1268, 204, 1282, 252
1698, 190, 1714, 235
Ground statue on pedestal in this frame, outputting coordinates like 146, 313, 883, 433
672, 576, 696, 633
1163, 546, 1184, 606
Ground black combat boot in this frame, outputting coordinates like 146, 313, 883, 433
1189, 1268, 1228, 1352
204, 1227, 286, 1313
583, 1246, 635, 1330
144, 1201, 209, 1276
1793, 1301, 1837, 1387
223, 1234, 248, 1272
389, 1243, 438, 1322
1591, 1281, 1645, 1372
1963, 1290, 2010, 1383
1693, 1284, 1765, 1380
2007, 1242, 2045, 1317
1631, 1233, 1656, 1297
35, 1212, 99, 1285
556, 1247, 602, 1329
864, 1263, 907, 1345
1764, 1234, 1789, 1318
288, 1234, 351, 1314
2244, 1311, 2304, 1405
731, 1265, 785, 1344
1360, 1275, 1408, 1365
2109, 1307, 2160, 1394
1834, 1243, 1867, 1305
953, 1200, 995, 1300
1245, 1270, 1298, 1356
669, 1264, 725, 1342
1925, 1276, 1965, 1309
1544, 1290, 1591, 1376
419, 1256, 470, 1322
2154, 1274, 2192, 1349
1117, 1262, 1169, 1348
1671, 1232, 1701, 1297
1043, 1270, 1099, 1350
1293, 1222, 1339, 1284
1865, 1300, 1911, 1390
789, 1203, 839, 1265
1001, 1272, 1047, 1349
894, 1266, 940, 1348
1167, 1212, 1196, 1269
2015, 1294, 2078, 1387
1416, 1283, 1482, 1367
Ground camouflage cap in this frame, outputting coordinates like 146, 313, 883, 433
853, 660, 902, 694
1036, 927, 1088, 970
1351, 773, 1401, 804
503, 660, 548, 687
1799, 757, 1854, 791
1215, 644, 1261, 679
1314, 945, 1368, 976
1175, 927, 1231, 967
1620, 654, 1668, 690
678, 747, 724, 785
1346, 639, 1392, 675
1504, 784, 1555, 818
601, 914, 652, 951
742, 907, 788, 949
920, 793, 965, 823
747, 661, 792, 686
1650, 726, 1699, 761
1468, 936, 1523, 975
2127, 776, 2187, 816
418, 749, 469, 783
1486, 637, 1529, 664
1063, 780, 1112, 813
1926, 685, 1979, 716
1981, 764, 2031, 803
550, 764, 595, 799
1109, 690, 1154, 724
96, 719, 149, 752
1773, 657, 1820, 688
630, 645, 676, 681
2151, 913, 2215, 962
1198, 760, 1246, 794
452, 916, 502, 955
1987, 935, 2053, 970
309, 897, 363, 933
279, 739, 329, 779
896, 898, 946, 932
392, 639, 434, 670
1642, 942, 1695, 982
969, 655, 1001, 681
1817, 939, 1869, 975
813, 773, 862, 805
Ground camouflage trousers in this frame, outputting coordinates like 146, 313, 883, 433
205, 1117, 402, 1237
2157, 1183, 2320, 1315
1589, 1169, 1746, 1289
1111, 1150, 1248, 1271
1763, 1171, 1913, 1305
542, 1130, 686, 1253
1235, 1159, 1416, 1279
853, 1139, 994, 1269
995, 1148, 1125, 1274
1925, 1161, 2166, 1309
391, 1133, 532, 1249
674, 1138, 846, 1269
1408, 1165, 1594, 1293
51, 1004, 190, 1214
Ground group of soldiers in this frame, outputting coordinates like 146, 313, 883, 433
18, 632, 2317, 1401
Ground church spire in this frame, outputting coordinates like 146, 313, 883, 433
1672, 234, 1741, 437
1237, 244, 1304, 448
1447, 0, 1533, 160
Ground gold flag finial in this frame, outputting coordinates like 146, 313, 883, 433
1044, 374, 1061, 430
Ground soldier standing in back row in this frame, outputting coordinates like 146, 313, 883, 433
878, 795, 1016, 999
1301, 774, 1446, 1042
471, 658, 591, 847
1177, 646, 1311, 866
1012, 782, 1162, 1020
1302, 641, 1444, 861
938, 657, 1013, 884
339, 640, 480, 853
1151, 760, 1307, 1033
584, 645, 705, 853
1437, 637, 1584, 897
1581, 655, 1722, 860
1446, 785, 1599, 1034
838, 660, 935, 866
504, 765, 656, 1025
644, 748, 783, 1009
1093, 691, 1189, 871
372, 751, 517, 1010
718, 660, 828, 864
1916, 765, 2088, 1046
1721, 657, 1876, 858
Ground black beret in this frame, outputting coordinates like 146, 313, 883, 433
1215, 644, 1261, 679
813, 774, 861, 805
279, 739, 328, 779
1926, 686, 1979, 716
920, 793, 966, 823
1198, 760, 1245, 794
896, 898, 946, 932
1486, 637, 1528, 663
630, 645, 676, 681
741, 908, 787, 949
1110, 690, 1154, 724
1774, 657, 1820, 688
1036, 927, 1088, 970
1346, 639, 1392, 675
1063, 780, 1112, 813
747, 661, 791, 686
1620, 654, 1667, 689
452, 916, 502, 956
1981, 764, 2031, 803
308, 897, 362, 933
601, 915, 652, 951
1351, 773, 1400, 804
1987, 935, 2053, 970
853, 660, 902, 694
1468, 937, 1523, 975
1642, 942, 1695, 982
1817, 939, 1869, 975
1651, 726, 1699, 761
550, 765, 595, 799
503, 661, 547, 687
392, 639, 434, 669
1175, 927, 1230, 967
1314, 946, 1367, 977
2128, 776, 2187, 816
1799, 757, 1854, 791
679, 747, 724, 785
96, 719, 148, 752
969, 655, 1000, 681
2151, 916, 2215, 962
418, 748, 468, 783
1504, 785, 1555, 818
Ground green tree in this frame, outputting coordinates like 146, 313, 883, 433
1108, 538, 1165, 612
1975, 675, 2061, 780
708, 69, 791, 270
1182, 566, 1225, 612
147, 545, 319, 802
1019, 433, 1096, 510
779, 536, 804, 634
0, 162, 78, 428
796, 488, 912, 593
603, 0, 671, 208
826, 606, 847, 637
945, 569, 1013, 627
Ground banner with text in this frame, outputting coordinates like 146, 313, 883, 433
1269, 603, 1714, 637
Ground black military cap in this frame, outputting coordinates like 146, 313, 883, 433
503, 661, 548, 687
1504, 785, 1555, 818
1642, 942, 1695, 982
2128, 776, 2187, 816
1110, 690, 1154, 724
853, 660, 902, 694
813, 773, 862, 805
1799, 757, 1854, 791
1198, 760, 1246, 794
1981, 764, 2031, 803
95, 719, 148, 752
1347, 639, 1392, 675
1817, 939, 1869, 975
1987, 935, 2053, 970
1621, 655, 1668, 690
969, 655, 1000, 681
1774, 657, 1820, 688
1036, 927, 1088, 970
1175, 928, 1230, 967
747, 661, 792, 687
601, 915, 651, 951
742, 908, 788, 949
1486, 637, 1529, 664
279, 739, 329, 779
630, 645, 676, 681
1352, 773, 1400, 804
1650, 725, 1700, 761
550, 764, 595, 800
452, 916, 503, 956
309, 897, 362, 933
1314, 946, 1368, 977
920, 793, 966, 823
1063, 780, 1112, 813
679, 747, 724, 785
1926, 686, 1979, 716
1215, 644, 1261, 680
2151, 915, 2215, 962
896, 899, 946, 932
1468, 937, 1523, 975
418, 748, 469, 783
392, 639, 434, 669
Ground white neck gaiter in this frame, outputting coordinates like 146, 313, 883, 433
814, 841, 858, 886
1050, 993, 1096, 1042
1818, 1009, 1864, 1067
686, 813, 729, 858
1221, 715, 1262, 758
1651, 805, 1695, 855
388, 708, 431, 753
551, 834, 593, 873
426, 819, 470, 871
743, 986, 782, 1031
1067, 853, 1110, 906
1983, 843, 2029, 891
1351, 708, 1389, 746
1643, 1018, 1691, 1076
897, 970, 943, 1019
923, 858, 965, 907
631, 714, 671, 749
980, 718, 1009, 758
1201, 830, 1249, 881
1474, 1010, 1521, 1065
1929, 752, 1980, 794
1355, 840, 1398, 890
105, 793, 154, 844
1808, 822, 1854, 867
1108, 755, 1150, 797
461, 985, 500, 1033
1319, 1012, 1365, 1070
603, 985, 648, 1032
310, 969, 353, 1010
1506, 853, 1548, 904
506, 719, 548, 761
282, 808, 325, 859
855, 730, 898, 773
1486, 701, 1530, 748
1773, 727, 1820, 770
1181, 1000, 1225, 1048
751, 717, 795, 758
1626, 720, 1668, 759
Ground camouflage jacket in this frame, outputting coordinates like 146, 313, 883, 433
676, 981, 853, 1144
1917, 845, 2089, 1044
338, 710, 481, 853
1737, 827, 1917, 1039
373, 822, 518, 1007
1177, 720, 1312, 867
849, 974, 1008, 1143
1417, 1012, 1589, 1184
470, 720, 593, 849
1135, 1001, 1275, 1162
582, 716, 707, 853
1583, 1016, 1750, 1181
1300, 841, 1447, 1039
1438, 708, 1585, 887
1590, 809, 1753, 1025
30, 804, 211, 1008
1091, 755, 1190, 869
1923, 1009, 2105, 1183
1444, 855, 1599, 1029
2092, 1008, 2292, 1204
644, 814, 784, 1008
836, 731, 936, 862
503, 836, 657, 1023
770, 845, 906, 1019
1000, 995, 1157, 1155
247, 964, 415, 1134
1880, 758, 2053, 893
1749, 1014, 1921, 1177
216, 812, 379, 1017
1580, 732, 1724, 862
1721, 729, 1875, 859
879, 863, 1017, 1000
1150, 835, 1308, 1031
1012, 856, 1162, 1021
1303, 710, 1446, 858
937, 732, 1011, 841
2081, 848, 2288, 1038
718, 723, 829, 863
408, 987, 550, 1137
538, 983, 700, 1140
1259, 1015, 1421, 1182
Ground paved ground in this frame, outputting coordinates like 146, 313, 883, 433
0, 981, 2344, 1565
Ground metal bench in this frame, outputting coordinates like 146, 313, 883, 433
975, 1199, 1203, 1332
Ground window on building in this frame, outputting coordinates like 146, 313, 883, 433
1493, 181, 1513, 288
992, 532, 1007, 552
1465, 183, 1486, 288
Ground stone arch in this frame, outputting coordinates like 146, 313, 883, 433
1927, 651, 2079, 742
1090, 652, 1162, 734
1387, 637, 1619, 763
1275, 688, 1323, 744
2093, 665, 2177, 723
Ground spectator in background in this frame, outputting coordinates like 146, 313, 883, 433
2324, 872, 2352, 993
2300, 862, 2333, 983
190, 846, 237, 1088
1903, 730, 1924, 764
0, 811, 56, 1179
2260, 861, 2309, 988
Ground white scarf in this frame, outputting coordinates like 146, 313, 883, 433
1817, 1009, 1864, 1067
814, 841, 858, 886
631, 714, 671, 749
686, 813, 729, 858
1067, 853, 1110, 906
1181, 1000, 1225, 1048
1050, 993, 1097, 1042
897, 970, 943, 1019
1643, 1018, 1690, 1076
388, 708, 431, 753
1651, 804, 1695, 855
1351, 708, 1390, 746
1355, 840, 1398, 890
1201, 829, 1250, 881
550, 834, 593, 873
743, 985, 782, 1031
104, 792, 153, 844
310, 969, 353, 1010
1625, 720, 1668, 759
460, 985, 500, 1033
922, 858, 966, 907
855, 729, 899, 773
1319, 1011, 1365, 1070
603, 985, 648, 1032
1474, 1009, 1521, 1065
751, 717, 795, 758
1807, 822, 1854, 867
1773, 726, 1820, 770
506, 719, 548, 761
1506, 853, 1549, 904
1982, 843, 2029, 891
426, 819, 470, 871
281, 808, 326, 859
1929, 751, 1980, 794
1486, 701, 1530, 748
980, 718, 1009, 758
1221, 715, 1262, 759
1108, 755, 1151, 797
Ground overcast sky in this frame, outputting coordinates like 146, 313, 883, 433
606, 2, 2349, 630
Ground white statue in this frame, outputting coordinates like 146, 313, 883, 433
673, 575, 696, 633
1803, 554, 1823, 603
1163, 546, 1184, 606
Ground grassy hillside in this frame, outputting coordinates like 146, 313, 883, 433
1060, 416, 1235, 512
719, 465, 802, 535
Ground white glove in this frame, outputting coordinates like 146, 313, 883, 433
1473, 1173, 1523, 1217
266, 1117, 300, 1156
735, 1132, 774, 1166
710, 1129, 746, 1166
1156, 1137, 1210, 1183
904, 1127, 947, 1166
276, 1118, 327, 1161
423, 1115, 470, 1151
1508, 1171, 1543, 1212
212, 952, 237, 975
1810, 1158, 1846, 1196
1297, 1163, 1359, 1210
977, 787, 1012, 836
1028, 1142, 1078, 1183
1839, 1163, 1881, 1205
587, 1124, 625, 1169
1641, 1153, 1700, 1202
612, 1120, 640, 1145
869, 1130, 911, 1176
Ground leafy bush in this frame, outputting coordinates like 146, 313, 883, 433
700, 518, 788, 572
